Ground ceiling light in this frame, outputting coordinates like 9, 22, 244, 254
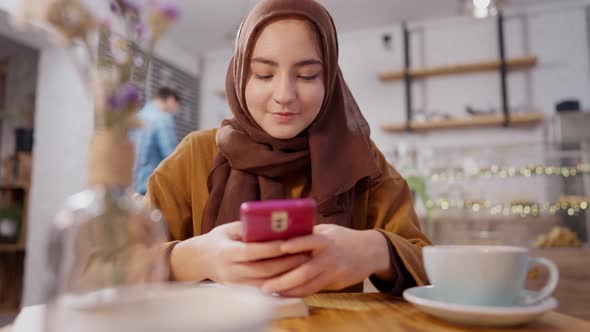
460, 0, 509, 18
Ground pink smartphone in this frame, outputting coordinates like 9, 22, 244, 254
240, 199, 316, 242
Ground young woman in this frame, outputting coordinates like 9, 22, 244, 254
147, 0, 430, 297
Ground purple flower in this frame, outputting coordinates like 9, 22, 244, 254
135, 23, 153, 40
134, 23, 146, 37
110, 1, 123, 15
110, 0, 143, 16
108, 82, 141, 109
119, 83, 141, 103
122, 0, 141, 13
154, 0, 180, 20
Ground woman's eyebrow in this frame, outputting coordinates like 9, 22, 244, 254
294, 59, 323, 67
251, 57, 323, 67
251, 57, 278, 66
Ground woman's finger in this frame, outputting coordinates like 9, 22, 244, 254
219, 221, 243, 240
228, 240, 285, 262
313, 224, 331, 232
232, 254, 311, 279
278, 271, 332, 298
261, 253, 327, 294
280, 234, 330, 254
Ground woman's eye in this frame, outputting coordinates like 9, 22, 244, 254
299, 75, 319, 81
255, 74, 273, 80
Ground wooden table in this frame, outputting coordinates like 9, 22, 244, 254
529, 248, 590, 320
2, 293, 589, 332
271, 293, 590, 332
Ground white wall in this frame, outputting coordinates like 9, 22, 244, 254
340, 3, 590, 212
25, 47, 94, 305
155, 39, 200, 77
0, 0, 17, 16
200, 49, 233, 129
0, 1, 200, 305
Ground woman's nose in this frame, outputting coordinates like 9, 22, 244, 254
273, 74, 296, 106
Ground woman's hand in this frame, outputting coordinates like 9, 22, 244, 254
260, 224, 394, 297
170, 222, 311, 287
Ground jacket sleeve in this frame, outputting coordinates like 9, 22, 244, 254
366, 145, 431, 293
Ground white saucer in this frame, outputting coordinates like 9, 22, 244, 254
403, 286, 558, 327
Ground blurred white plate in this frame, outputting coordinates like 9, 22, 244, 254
15, 285, 273, 332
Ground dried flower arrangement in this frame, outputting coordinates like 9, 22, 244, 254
15, 0, 180, 187
15, 0, 180, 135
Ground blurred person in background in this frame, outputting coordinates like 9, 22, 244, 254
132, 86, 181, 195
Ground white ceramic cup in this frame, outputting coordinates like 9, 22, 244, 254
423, 245, 559, 306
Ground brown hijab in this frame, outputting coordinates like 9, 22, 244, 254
201, 0, 381, 234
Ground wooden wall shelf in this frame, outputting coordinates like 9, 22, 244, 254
0, 309, 18, 315
0, 184, 28, 191
0, 244, 25, 253
378, 56, 538, 82
381, 112, 544, 133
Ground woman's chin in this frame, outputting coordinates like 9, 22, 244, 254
264, 125, 304, 140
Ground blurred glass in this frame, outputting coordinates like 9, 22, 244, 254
43, 185, 169, 332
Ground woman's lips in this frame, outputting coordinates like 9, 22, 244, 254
271, 112, 298, 123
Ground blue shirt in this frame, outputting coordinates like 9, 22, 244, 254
131, 102, 178, 194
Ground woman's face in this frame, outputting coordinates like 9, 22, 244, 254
245, 18, 325, 140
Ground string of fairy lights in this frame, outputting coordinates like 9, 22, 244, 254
425, 197, 589, 217
429, 163, 590, 182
